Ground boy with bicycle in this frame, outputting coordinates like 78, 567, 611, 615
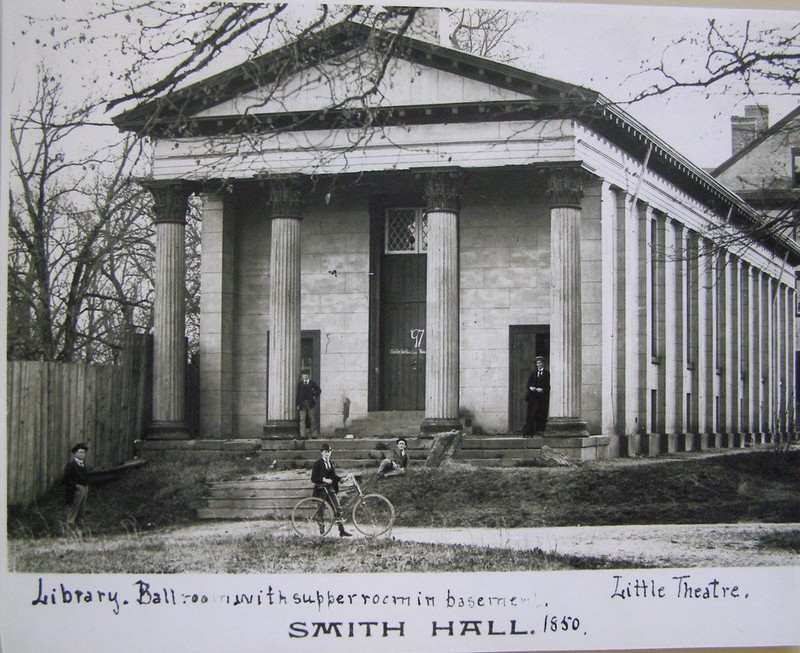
311, 443, 352, 537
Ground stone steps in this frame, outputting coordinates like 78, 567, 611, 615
195, 435, 544, 519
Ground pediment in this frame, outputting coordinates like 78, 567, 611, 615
193, 53, 532, 119
112, 21, 588, 133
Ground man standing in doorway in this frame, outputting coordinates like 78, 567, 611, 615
296, 369, 321, 438
523, 356, 550, 435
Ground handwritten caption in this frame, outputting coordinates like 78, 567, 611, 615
27, 573, 749, 641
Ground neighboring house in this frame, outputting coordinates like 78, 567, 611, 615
113, 18, 798, 459
713, 105, 800, 420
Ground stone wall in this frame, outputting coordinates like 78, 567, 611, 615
458, 171, 551, 433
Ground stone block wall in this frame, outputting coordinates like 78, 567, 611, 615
299, 193, 371, 433
458, 172, 551, 433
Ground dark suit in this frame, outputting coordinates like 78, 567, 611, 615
296, 379, 321, 437
311, 456, 343, 519
62, 458, 89, 532
377, 447, 408, 476
523, 368, 550, 435
63, 458, 89, 504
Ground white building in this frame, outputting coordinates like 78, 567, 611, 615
114, 17, 798, 459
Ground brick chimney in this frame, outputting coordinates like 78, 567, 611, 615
731, 105, 770, 155
406, 7, 447, 46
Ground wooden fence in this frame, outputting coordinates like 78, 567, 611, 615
6, 334, 150, 507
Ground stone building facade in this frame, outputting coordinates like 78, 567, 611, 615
114, 19, 799, 458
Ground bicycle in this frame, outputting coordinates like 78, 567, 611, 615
291, 474, 395, 538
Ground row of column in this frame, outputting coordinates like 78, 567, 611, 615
143, 165, 590, 440
613, 196, 795, 450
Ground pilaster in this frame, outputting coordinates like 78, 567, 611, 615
600, 182, 618, 437
739, 262, 750, 442
724, 254, 740, 443
663, 218, 681, 444
199, 191, 235, 438
750, 266, 761, 440
623, 195, 646, 451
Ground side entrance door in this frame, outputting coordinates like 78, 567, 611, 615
509, 325, 550, 433
380, 207, 427, 410
301, 330, 321, 427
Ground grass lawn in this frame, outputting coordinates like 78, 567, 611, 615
7, 447, 799, 573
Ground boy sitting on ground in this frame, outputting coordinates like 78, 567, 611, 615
375, 437, 409, 479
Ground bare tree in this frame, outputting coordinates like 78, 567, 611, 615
630, 19, 799, 102
8, 70, 155, 362
447, 7, 528, 62
617, 19, 800, 259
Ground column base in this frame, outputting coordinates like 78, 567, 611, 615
146, 421, 191, 440
666, 432, 683, 454
683, 433, 701, 452
643, 432, 670, 457
699, 433, 717, 450
263, 420, 300, 440
420, 417, 463, 437
544, 416, 589, 438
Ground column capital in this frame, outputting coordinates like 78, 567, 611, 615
144, 180, 194, 225
424, 170, 461, 213
540, 165, 587, 209
268, 177, 306, 219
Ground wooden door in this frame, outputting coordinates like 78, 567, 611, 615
509, 325, 550, 433
381, 254, 426, 409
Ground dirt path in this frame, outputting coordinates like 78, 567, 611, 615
390, 523, 800, 567
160, 520, 799, 567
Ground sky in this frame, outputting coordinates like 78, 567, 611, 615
2, 0, 799, 169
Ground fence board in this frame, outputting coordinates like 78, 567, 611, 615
7, 364, 20, 504
7, 340, 150, 506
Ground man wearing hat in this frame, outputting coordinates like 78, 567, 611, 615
62, 442, 90, 536
523, 356, 550, 436
375, 437, 409, 479
296, 369, 322, 438
311, 443, 352, 537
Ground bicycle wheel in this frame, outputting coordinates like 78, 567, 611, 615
352, 494, 395, 537
292, 498, 335, 537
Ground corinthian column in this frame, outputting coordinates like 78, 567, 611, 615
146, 181, 193, 439
264, 178, 303, 439
421, 171, 462, 435
542, 166, 589, 437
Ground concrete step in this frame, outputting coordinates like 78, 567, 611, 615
197, 507, 291, 520
196, 435, 545, 519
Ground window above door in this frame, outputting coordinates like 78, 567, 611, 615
385, 207, 428, 254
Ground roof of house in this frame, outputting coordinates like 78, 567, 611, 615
712, 105, 800, 177
112, 19, 800, 265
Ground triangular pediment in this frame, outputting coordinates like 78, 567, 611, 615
112, 20, 592, 133
194, 54, 532, 119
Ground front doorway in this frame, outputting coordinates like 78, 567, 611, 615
509, 325, 550, 433
379, 207, 427, 410
266, 330, 321, 427
300, 330, 321, 429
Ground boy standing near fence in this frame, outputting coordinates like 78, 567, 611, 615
63, 442, 89, 537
